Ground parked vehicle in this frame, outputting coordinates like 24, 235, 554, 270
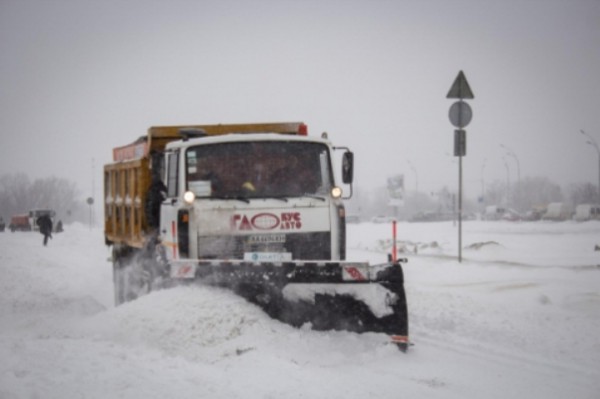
543, 203, 572, 221
371, 215, 397, 223
9, 214, 31, 232
483, 206, 506, 221
501, 208, 521, 222
345, 214, 361, 223
409, 211, 454, 223
574, 204, 600, 222
522, 209, 544, 221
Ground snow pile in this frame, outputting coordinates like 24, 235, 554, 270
1, 221, 599, 398
78, 285, 295, 361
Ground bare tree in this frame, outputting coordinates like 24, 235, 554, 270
513, 177, 563, 210
485, 176, 563, 211
568, 183, 598, 207
0, 174, 85, 223
0, 173, 32, 217
484, 180, 507, 207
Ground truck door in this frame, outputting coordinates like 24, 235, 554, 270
160, 150, 181, 260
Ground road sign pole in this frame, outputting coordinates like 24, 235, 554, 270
458, 154, 463, 262
447, 70, 474, 264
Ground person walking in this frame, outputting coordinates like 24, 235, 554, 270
36, 214, 53, 246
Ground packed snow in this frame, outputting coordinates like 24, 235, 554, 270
1, 220, 599, 398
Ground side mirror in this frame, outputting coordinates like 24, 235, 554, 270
342, 151, 354, 184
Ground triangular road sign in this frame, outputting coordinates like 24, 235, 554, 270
447, 70, 474, 99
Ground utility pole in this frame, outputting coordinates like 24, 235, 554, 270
580, 130, 600, 203
501, 144, 521, 210
480, 158, 486, 205
407, 160, 418, 194
503, 158, 511, 207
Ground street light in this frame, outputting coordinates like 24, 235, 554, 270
579, 129, 600, 203
480, 158, 486, 204
503, 157, 511, 207
407, 160, 418, 194
500, 144, 521, 210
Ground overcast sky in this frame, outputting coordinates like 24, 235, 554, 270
1, 0, 599, 201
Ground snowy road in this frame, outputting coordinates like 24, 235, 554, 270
1, 221, 599, 398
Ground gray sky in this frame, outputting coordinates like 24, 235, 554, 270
1, 0, 599, 201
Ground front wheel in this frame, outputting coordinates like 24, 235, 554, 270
113, 248, 152, 306
112, 243, 170, 306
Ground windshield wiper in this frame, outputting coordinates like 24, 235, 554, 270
200, 193, 323, 203
261, 195, 289, 202
300, 193, 326, 201
209, 195, 250, 204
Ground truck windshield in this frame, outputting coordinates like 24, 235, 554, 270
185, 141, 333, 199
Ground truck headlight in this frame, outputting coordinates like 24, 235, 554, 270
183, 190, 196, 204
331, 186, 343, 199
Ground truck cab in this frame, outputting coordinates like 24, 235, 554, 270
158, 130, 353, 270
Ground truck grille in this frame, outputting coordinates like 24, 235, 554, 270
197, 232, 331, 260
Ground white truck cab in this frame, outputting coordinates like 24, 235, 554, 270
158, 132, 353, 269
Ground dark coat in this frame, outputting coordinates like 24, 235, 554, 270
145, 179, 167, 229
36, 215, 53, 235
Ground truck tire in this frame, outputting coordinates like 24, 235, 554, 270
113, 245, 167, 306
113, 247, 152, 306
113, 248, 131, 306
113, 253, 127, 306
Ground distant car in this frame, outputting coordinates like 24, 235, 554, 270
522, 209, 544, 221
543, 203, 572, 221
574, 204, 600, 222
501, 210, 521, 222
371, 215, 397, 223
500, 208, 521, 222
9, 214, 31, 232
483, 205, 506, 221
409, 211, 455, 223
346, 215, 361, 224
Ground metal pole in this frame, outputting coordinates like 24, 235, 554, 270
501, 145, 521, 210
458, 155, 463, 263
392, 220, 397, 262
408, 160, 418, 194
481, 158, 486, 214
481, 158, 486, 200
579, 130, 600, 203
503, 158, 511, 207
90, 157, 96, 228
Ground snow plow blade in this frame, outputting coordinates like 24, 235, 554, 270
170, 259, 409, 351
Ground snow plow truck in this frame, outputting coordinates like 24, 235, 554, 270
103, 122, 409, 350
